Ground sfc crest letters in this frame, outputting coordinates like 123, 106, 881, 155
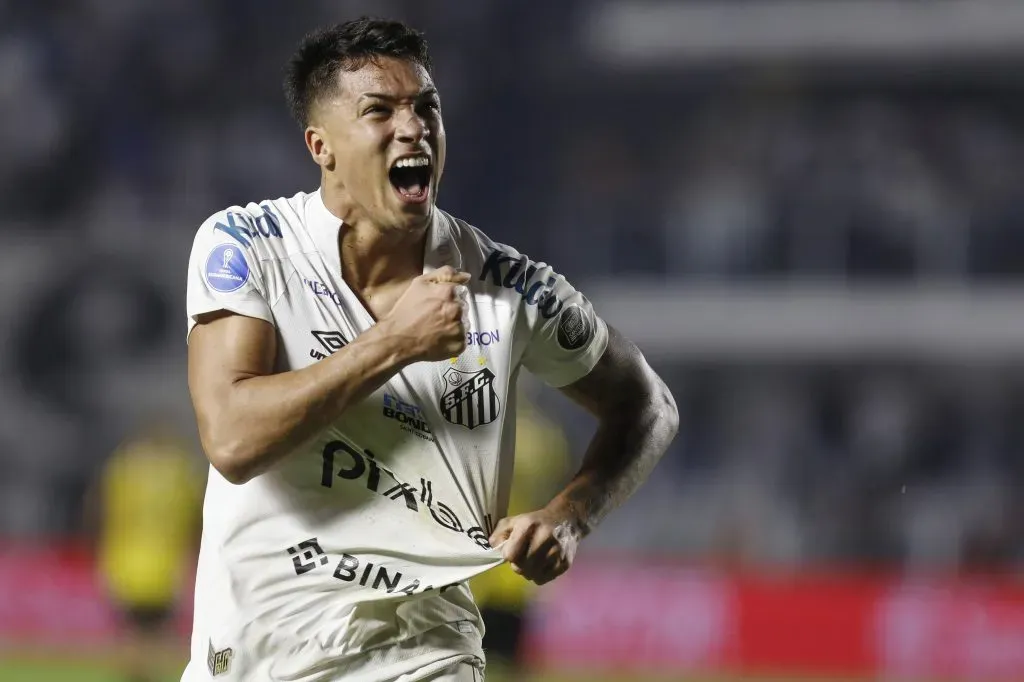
440, 368, 500, 429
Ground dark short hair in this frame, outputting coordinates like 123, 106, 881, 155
284, 17, 433, 127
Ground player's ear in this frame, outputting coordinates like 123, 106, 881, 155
305, 127, 335, 171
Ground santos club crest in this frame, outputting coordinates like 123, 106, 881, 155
440, 367, 500, 429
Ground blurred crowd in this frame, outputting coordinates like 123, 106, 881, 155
572, 364, 1024, 571
2, 0, 1024, 572
544, 93, 1024, 280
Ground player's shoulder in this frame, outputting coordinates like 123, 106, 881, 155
437, 208, 529, 271
192, 191, 317, 258
438, 209, 563, 312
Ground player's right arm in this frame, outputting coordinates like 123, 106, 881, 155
186, 211, 468, 484
189, 314, 402, 484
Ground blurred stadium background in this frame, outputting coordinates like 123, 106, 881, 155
4, 0, 1024, 680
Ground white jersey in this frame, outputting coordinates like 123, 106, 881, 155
181, 189, 608, 682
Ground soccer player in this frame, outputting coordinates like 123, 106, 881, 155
92, 421, 203, 682
183, 17, 678, 682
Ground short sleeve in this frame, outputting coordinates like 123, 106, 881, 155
510, 249, 609, 388
185, 210, 274, 340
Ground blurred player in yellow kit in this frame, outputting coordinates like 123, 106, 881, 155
470, 389, 571, 674
93, 422, 204, 682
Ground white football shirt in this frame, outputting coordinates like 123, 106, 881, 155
181, 189, 608, 682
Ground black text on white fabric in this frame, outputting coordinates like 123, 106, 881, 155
283, 541, 465, 597
286, 537, 330, 575
319, 440, 494, 549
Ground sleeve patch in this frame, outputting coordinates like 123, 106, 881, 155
204, 243, 251, 293
556, 305, 592, 350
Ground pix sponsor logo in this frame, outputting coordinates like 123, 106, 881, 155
309, 330, 347, 360
214, 206, 282, 247
478, 248, 563, 319
382, 393, 433, 441
320, 438, 494, 550
284, 538, 465, 598
466, 329, 500, 346
302, 277, 343, 306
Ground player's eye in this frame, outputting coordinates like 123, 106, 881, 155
419, 101, 441, 115
364, 104, 390, 117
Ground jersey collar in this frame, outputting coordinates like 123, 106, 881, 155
307, 187, 460, 275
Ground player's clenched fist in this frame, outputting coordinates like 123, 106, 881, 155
489, 508, 581, 586
384, 266, 471, 362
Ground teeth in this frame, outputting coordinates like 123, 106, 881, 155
393, 156, 430, 169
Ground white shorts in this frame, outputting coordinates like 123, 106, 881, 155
181, 620, 484, 682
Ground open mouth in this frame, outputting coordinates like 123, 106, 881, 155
388, 156, 432, 204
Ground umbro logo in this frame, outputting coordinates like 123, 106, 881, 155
309, 330, 347, 360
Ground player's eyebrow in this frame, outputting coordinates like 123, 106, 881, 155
359, 88, 439, 103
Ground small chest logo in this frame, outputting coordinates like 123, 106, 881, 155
440, 368, 500, 429
309, 330, 347, 360
208, 640, 233, 677
302, 277, 343, 306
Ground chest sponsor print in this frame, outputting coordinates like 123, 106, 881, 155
382, 393, 433, 441
319, 439, 494, 550
466, 328, 500, 346
440, 367, 500, 430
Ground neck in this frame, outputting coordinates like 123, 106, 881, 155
321, 180, 429, 289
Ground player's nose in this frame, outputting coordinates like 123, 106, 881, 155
394, 109, 430, 145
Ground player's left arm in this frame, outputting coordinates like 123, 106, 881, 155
487, 247, 678, 584
492, 328, 678, 584
552, 325, 678, 531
